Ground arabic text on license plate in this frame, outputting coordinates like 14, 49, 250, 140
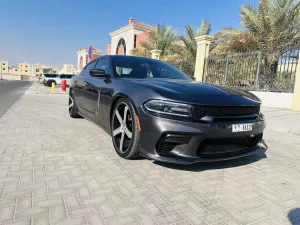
232, 124, 252, 132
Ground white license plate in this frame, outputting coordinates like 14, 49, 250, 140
232, 124, 252, 132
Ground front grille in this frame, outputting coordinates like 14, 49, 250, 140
158, 143, 177, 154
192, 105, 260, 120
197, 134, 263, 158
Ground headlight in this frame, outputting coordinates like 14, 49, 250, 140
144, 100, 192, 117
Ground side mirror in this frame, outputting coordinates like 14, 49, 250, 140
191, 76, 196, 81
90, 69, 109, 78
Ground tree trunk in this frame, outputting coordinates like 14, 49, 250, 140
261, 56, 279, 90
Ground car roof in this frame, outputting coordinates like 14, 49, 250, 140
92, 55, 159, 61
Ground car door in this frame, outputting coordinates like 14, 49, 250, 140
84, 57, 111, 122
74, 61, 97, 115
57, 74, 63, 85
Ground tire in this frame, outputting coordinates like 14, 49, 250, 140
48, 81, 56, 87
68, 89, 81, 118
111, 98, 140, 159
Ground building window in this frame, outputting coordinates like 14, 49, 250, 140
2, 63, 5, 66
134, 35, 137, 48
25, 70, 28, 72
116, 38, 126, 55
79, 56, 83, 69
2, 68, 5, 70
25, 65, 28, 67
15, 69, 18, 71
36, 69, 39, 72
53, 71, 56, 74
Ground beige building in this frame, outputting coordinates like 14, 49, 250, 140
8, 62, 32, 75
60, 64, 75, 74
3, 60, 61, 78
32, 64, 60, 77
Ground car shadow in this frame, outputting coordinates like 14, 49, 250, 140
288, 208, 300, 224
153, 139, 268, 172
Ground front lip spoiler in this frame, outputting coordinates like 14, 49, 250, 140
140, 147, 266, 165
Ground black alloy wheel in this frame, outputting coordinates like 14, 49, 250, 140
111, 98, 140, 159
68, 89, 81, 118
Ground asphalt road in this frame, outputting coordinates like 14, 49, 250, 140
0, 80, 33, 118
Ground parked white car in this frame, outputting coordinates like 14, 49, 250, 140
44, 74, 74, 87
39, 74, 58, 84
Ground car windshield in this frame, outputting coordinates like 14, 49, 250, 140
112, 56, 191, 80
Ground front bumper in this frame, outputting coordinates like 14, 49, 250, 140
138, 109, 266, 165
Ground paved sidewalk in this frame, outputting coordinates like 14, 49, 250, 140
0, 85, 300, 225
26, 82, 69, 95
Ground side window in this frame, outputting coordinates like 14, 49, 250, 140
83, 61, 97, 76
60, 75, 65, 79
94, 58, 109, 74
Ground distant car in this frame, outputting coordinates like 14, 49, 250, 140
44, 74, 74, 87
68, 55, 266, 164
40, 74, 58, 84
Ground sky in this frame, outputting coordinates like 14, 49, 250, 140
0, 0, 258, 68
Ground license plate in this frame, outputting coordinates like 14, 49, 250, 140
232, 124, 252, 132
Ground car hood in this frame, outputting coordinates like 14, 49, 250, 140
130, 79, 261, 105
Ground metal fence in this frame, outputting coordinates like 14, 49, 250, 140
204, 45, 300, 92
170, 60, 195, 77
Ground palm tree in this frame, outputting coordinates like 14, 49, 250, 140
180, 20, 212, 61
131, 24, 178, 57
216, 0, 300, 86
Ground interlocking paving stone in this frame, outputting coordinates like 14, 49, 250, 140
222, 218, 240, 225
135, 211, 157, 225
16, 195, 32, 211
180, 209, 207, 225
52, 216, 87, 225
5, 218, 32, 225
67, 205, 99, 218
142, 201, 165, 217
81, 195, 107, 206
33, 197, 64, 208
0, 85, 300, 224
201, 210, 230, 224
32, 214, 50, 225
0, 204, 15, 223
86, 213, 105, 225
105, 215, 138, 225
155, 212, 186, 225
244, 208, 269, 223
14, 207, 49, 220
97, 201, 118, 219
50, 204, 67, 222
64, 194, 81, 209
160, 202, 187, 214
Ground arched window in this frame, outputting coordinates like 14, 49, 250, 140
116, 38, 126, 55
79, 56, 83, 70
